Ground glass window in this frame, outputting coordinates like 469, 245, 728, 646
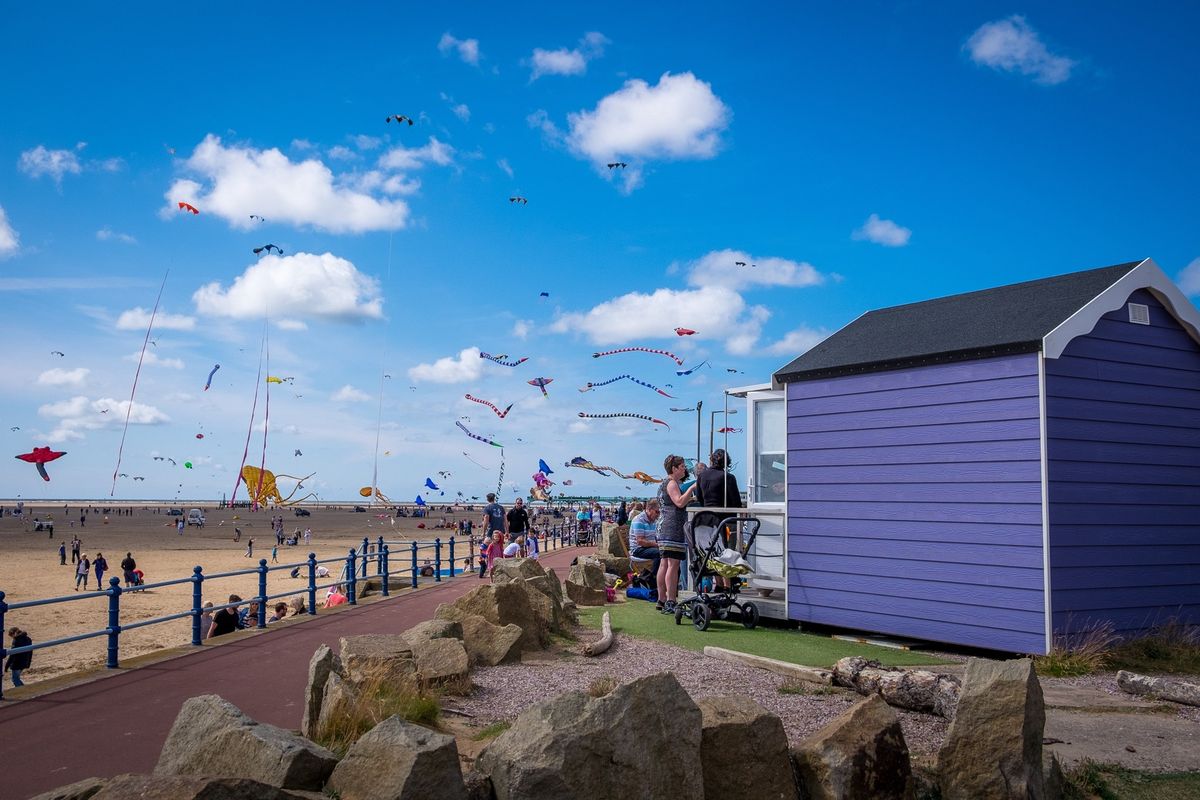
754, 398, 786, 504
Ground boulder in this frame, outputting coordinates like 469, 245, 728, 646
460, 615, 523, 666
302, 644, 338, 739
698, 695, 796, 800
568, 557, 606, 591
523, 574, 563, 606
326, 715, 467, 800
597, 524, 629, 558
477, 672, 703, 800
316, 671, 359, 738
1043, 752, 1066, 800
155, 695, 338, 791
402, 618, 463, 645
937, 658, 1045, 800
463, 770, 495, 800
436, 583, 550, 651
339, 634, 417, 687
491, 558, 546, 584
564, 579, 607, 607
560, 598, 579, 626
595, 556, 631, 579
412, 637, 471, 684
91, 774, 306, 800
29, 777, 106, 800
791, 694, 912, 800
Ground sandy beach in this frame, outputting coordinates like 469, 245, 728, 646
0, 503, 496, 686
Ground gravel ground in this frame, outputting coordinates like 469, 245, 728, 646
455, 624, 951, 755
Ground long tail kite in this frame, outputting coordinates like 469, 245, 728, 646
465, 394, 513, 418
527, 377, 553, 398
565, 457, 610, 476
204, 363, 220, 391
592, 346, 684, 367
496, 449, 506, 496
578, 374, 674, 398
577, 411, 670, 430
456, 420, 503, 448
676, 359, 710, 376
16, 447, 66, 481
480, 352, 528, 367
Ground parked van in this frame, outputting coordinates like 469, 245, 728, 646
187, 508, 205, 527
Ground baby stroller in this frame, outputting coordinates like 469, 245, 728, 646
675, 511, 760, 631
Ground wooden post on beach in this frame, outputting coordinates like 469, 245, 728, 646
381, 545, 390, 596
306, 553, 317, 615
256, 559, 268, 628
190, 566, 204, 645
434, 538, 442, 583
106, 577, 122, 669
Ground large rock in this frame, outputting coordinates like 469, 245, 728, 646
937, 658, 1044, 800
340, 634, 417, 687
412, 637, 470, 684
155, 695, 338, 790
791, 694, 913, 800
491, 557, 546, 584
460, 615, 523, 666
568, 557, 606, 590
326, 715, 467, 800
316, 671, 359, 738
477, 672, 703, 800
595, 556, 631, 579
564, 579, 607, 606
463, 770, 495, 800
597, 524, 629, 558
358, 575, 409, 598
402, 618, 463, 645
302, 644, 338, 739
698, 695, 796, 800
523, 573, 563, 606
91, 774, 306, 800
436, 583, 550, 651
29, 777, 106, 800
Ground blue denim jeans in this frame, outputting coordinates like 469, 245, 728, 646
631, 546, 660, 579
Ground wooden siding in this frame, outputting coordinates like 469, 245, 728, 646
1047, 289, 1200, 638
786, 354, 1046, 653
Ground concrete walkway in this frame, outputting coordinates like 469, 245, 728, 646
0, 547, 584, 798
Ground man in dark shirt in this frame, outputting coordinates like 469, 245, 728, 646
209, 595, 241, 637
481, 493, 507, 538
506, 498, 530, 541
120, 552, 137, 586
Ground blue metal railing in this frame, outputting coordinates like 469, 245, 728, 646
0, 520, 579, 699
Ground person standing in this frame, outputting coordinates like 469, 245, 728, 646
58, 542, 66, 565
70, 536, 81, 564
75, 554, 91, 591
656, 455, 697, 614
506, 498, 530, 544
696, 448, 743, 510
486, 531, 505, 578
271, 543, 279, 564
5, 627, 32, 688
244, 538, 254, 558
481, 493, 507, 541
93, 552, 109, 588
304, 527, 312, 545
120, 552, 137, 587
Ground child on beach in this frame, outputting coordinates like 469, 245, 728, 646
5, 627, 32, 688
271, 544, 278, 563
199, 602, 214, 639
244, 538, 254, 558
75, 555, 91, 590
486, 532, 504, 578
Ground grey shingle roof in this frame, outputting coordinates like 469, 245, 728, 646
774, 261, 1143, 383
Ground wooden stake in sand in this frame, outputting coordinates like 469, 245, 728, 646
584, 611, 613, 656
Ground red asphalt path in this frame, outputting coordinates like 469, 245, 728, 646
0, 546, 584, 799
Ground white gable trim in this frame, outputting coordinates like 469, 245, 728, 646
1043, 258, 1200, 359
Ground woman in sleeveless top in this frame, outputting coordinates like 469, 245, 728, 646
656, 454, 697, 613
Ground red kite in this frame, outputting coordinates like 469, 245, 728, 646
674, 328, 696, 336
15, 446, 66, 481
177, 201, 199, 215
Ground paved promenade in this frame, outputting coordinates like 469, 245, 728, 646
0, 547, 583, 798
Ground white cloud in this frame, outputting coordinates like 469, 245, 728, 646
377, 137, 455, 171
766, 325, 830, 356
851, 214, 912, 247
452, 103, 471, 122
125, 351, 184, 369
37, 367, 90, 387
0, 205, 18, 257
409, 347, 484, 384
116, 306, 196, 331
530, 32, 609, 80
965, 16, 1075, 85
194, 251, 382, 322
352, 135, 382, 151
38, 395, 168, 443
561, 72, 729, 192
276, 318, 308, 331
332, 384, 371, 402
497, 158, 514, 178
96, 227, 136, 244
512, 319, 532, 340
438, 32, 480, 65
1178, 258, 1200, 297
327, 145, 357, 161
163, 135, 411, 233
685, 249, 828, 290
18, 145, 82, 184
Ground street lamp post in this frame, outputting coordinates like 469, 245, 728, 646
695, 400, 703, 464
709, 408, 739, 459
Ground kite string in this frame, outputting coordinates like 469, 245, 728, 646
112, 270, 168, 496
255, 318, 270, 505
370, 231, 393, 503
231, 318, 267, 504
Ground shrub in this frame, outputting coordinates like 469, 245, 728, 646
314, 675, 441, 756
587, 676, 617, 697
778, 678, 837, 696
1035, 620, 1118, 677
1108, 617, 1200, 675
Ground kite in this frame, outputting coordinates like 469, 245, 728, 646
578, 375, 673, 398
15, 447, 66, 481
153, 456, 164, 461
717, 427, 743, 434
606, 162, 628, 169
112, 270, 167, 496
527, 377, 553, 398
631, 471, 660, 484
425, 477, 440, 491
456, 421, 503, 448
496, 449, 506, 496
240, 465, 314, 505
184, 462, 193, 469
676, 360, 710, 376
294, 449, 303, 457
414, 495, 427, 506
670, 406, 697, 412
195, 433, 204, 439
9, 426, 19, 431
592, 346, 684, 367
562, 479, 573, 486
674, 328, 696, 336
539, 291, 550, 298
204, 364, 220, 391
386, 114, 414, 125
266, 376, 284, 384
577, 411, 669, 430
532, 471, 553, 490
249, 215, 265, 222
479, 352, 528, 368
50, 351, 65, 357
177, 201, 199, 215
133, 476, 144, 481
118, 473, 128, 478
725, 368, 744, 374
360, 486, 394, 504
462, 451, 489, 469
538, 459, 554, 475
734, 261, 746, 267
168, 458, 176, 466
253, 244, 284, 256
509, 196, 528, 204
565, 457, 610, 476
437, 470, 451, 478
465, 394, 513, 419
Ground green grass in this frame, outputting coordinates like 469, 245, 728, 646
577, 600, 948, 669
471, 721, 512, 741
1065, 761, 1200, 800
1107, 621, 1200, 676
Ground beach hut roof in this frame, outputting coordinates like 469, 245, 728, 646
774, 258, 1200, 384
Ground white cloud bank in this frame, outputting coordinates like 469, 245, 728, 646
18, 145, 82, 184
331, 385, 371, 403
852, 214, 912, 247
965, 16, 1075, 85
684, 249, 829, 290
97, 227, 137, 244
1177, 258, 1200, 297
767, 325, 830, 356
38, 395, 169, 443
530, 32, 608, 79
37, 367, 90, 387
438, 32, 480, 65
409, 347, 483, 383
193, 252, 382, 322
116, 306, 196, 331
0, 205, 18, 257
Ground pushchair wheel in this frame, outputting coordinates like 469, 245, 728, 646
692, 602, 711, 631
740, 601, 759, 630
674, 605, 684, 625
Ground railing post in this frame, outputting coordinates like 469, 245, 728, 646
106, 577, 122, 669
410, 541, 418, 589
257, 559, 268, 628
0, 590, 6, 700
381, 545, 390, 597
434, 538, 442, 583
361, 537, 369, 579
448, 537, 456, 578
191, 566, 204, 645
307, 552, 317, 615
377, 536, 385, 576
347, 549, 358, 605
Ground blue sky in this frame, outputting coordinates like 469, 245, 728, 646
2, 3, 1198, 502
